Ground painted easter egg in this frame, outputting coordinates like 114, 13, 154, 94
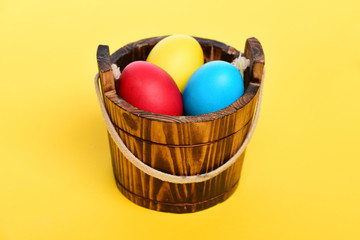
117, 61, 183, 116
146, 34, 204, 93
182, 60, 244, 116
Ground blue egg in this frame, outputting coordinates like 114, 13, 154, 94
183, 60, 244, 116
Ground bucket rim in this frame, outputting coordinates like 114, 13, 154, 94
102, 35, 264, 124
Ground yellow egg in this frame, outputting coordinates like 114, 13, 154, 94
146, 34, 204, 93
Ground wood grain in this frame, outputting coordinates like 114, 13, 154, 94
97, 36, 265, 213
97, 45, 115, 94
109, 132, 246, 213
115, 119, 252, 176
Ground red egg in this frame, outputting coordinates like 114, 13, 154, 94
117, 61, 183, 116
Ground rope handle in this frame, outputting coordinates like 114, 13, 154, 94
94, 66, 265, 184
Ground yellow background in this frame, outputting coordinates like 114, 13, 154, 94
1, 0, 359, 239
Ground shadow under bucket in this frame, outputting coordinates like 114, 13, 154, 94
95, 36, 265, 213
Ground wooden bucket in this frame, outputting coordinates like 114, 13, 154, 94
95, 36, 265, 213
